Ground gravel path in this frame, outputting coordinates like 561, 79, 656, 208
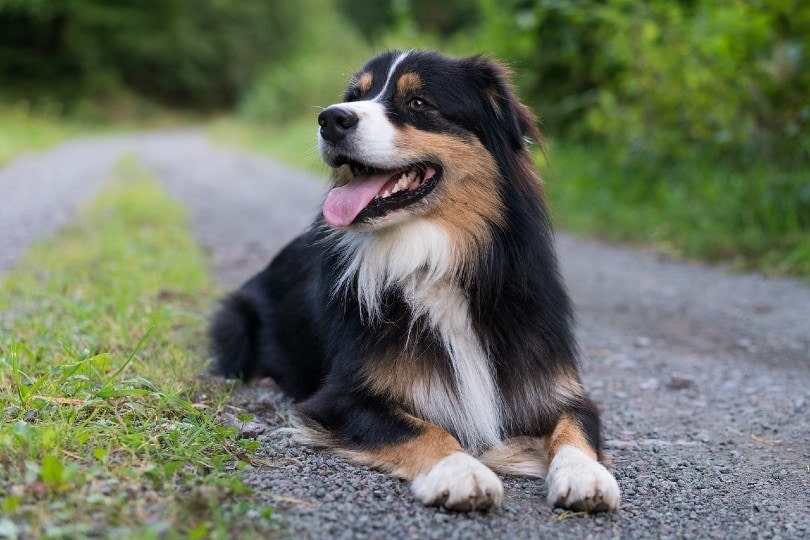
2, 131, 808, 539
0, 136, 133, 271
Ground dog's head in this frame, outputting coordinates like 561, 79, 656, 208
318, 50, 541, 230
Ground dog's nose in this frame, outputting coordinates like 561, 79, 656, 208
318, 107, 359, 143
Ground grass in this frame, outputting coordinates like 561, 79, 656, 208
0, 159, 274, 538
0, 104, 83, 166
538, 144, 810, 277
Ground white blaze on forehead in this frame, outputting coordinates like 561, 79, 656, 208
371, 51, 410, 102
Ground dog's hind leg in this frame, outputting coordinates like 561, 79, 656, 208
544, 405, 621, 512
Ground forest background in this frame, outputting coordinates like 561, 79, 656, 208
1, 0, 808, 275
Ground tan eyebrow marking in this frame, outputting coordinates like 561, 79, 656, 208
356, 72, 373, 94
397, 72, 423, 94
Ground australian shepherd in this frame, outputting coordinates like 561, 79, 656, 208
211, 50, 621, 512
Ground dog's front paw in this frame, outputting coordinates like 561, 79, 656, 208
411, 452, 503, 511
546, 445, 620, 512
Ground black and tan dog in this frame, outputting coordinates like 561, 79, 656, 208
211, 50, 620, 512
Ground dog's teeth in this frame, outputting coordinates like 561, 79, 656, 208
394, 174, 409, 193
407, 170, 417, 180
382, 190, 391, 198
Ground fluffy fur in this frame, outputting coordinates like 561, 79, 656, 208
211, 50, 620, 512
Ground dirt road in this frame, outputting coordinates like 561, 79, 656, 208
2, 131, 808, 538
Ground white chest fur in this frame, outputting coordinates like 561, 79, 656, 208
333, 220, 503, 453
407, 277, 503, 453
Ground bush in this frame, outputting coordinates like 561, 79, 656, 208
585, 0, 809, 167
476, 0, 809, 167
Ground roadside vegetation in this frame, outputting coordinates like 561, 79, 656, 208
2, 0, 808, 275
538, 146, 810, 276
209, 117, 326, 175
0, 104, 82, 165
0, 97, 195, 166
214, 0, 810, 277
0, 160, 274, 538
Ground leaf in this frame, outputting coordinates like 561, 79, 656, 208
188, 523, 209, 540
32, 396, 86, 406
93, 326, 155, 399
40, 455, 63, 488
94, 388, 150, 399
11, 421, 34, 444
1, 496, 21, 512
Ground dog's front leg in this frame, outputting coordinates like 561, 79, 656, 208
544, 410, 621, 512
349, 418, 503, 511
394, 419, 503, 511
297, 392, 502, 511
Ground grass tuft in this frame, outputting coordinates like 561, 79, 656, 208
0, 158, 274, 537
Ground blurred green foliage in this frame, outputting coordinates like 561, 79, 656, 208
1, 0, 808, 273
0, 0, 303, 109
4, 0, 806, 167
337, 0, 480, 40
237, 0, 371, 123
475, 0, 809, 168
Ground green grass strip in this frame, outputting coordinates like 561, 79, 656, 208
0, 105, 81, 165
538, 145, 810, 277
0, 158, 274, 538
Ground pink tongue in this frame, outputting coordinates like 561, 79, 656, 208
322, 172, 393, 227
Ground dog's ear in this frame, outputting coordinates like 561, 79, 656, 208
466, 56, 542, 151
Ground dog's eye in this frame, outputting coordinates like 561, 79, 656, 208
407, 97, 430, 111
345, 88, 361, 102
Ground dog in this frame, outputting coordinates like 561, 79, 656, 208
211, 50, 621, 512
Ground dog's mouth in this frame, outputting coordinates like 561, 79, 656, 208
322, 157, 442, 227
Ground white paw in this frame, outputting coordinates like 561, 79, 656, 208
546, 445, 621, 512
411, 452, 503, 511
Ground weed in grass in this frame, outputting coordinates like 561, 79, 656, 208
0, 158, 275, 538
